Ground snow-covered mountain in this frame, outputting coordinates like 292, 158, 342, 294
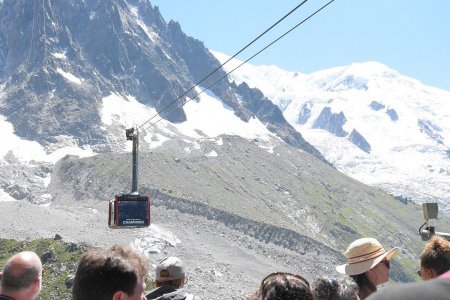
2, 1, 449, 294
213, 51, 450, 213
0, 0, 321, 156
1, 0, 448, 216
0, 0, 325, 203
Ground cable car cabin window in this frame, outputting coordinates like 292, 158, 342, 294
117, 199, 148, 226
109, 195, 150, 229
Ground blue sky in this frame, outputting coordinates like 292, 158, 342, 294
150, 0, 450, 91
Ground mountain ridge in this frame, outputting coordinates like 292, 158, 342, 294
0, 0, 326, 165
214, 51, 450, 213
1, 2, 449, 298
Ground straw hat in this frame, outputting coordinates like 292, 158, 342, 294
336, 238, 398, 276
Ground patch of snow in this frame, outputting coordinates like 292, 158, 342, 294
101, 91, 276, 151
160, 48, 175, 63
52, 52, 67, 60
143, 133, 169, 149
206, 150, 218, 157
56, 68, 82, 85
129, 5, 139, 18
46, 145, 96, 163
0, 115, 95, 164
176, 88, 274, 141
259, 145, 274, 154
101, 94, 156, 127
101, 94, 161, 150
216, 138, 223, 146
132, 224, 180, 255
40, 193, 53, 202
193, 142, 201, 150
0, 189, 16, 202
136, 19, 159, 43
42, 174, 51, 187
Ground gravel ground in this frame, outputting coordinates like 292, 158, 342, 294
0, 199, 342, 299
1, 137, 437, 298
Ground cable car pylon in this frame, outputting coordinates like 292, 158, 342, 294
126, 127, 139, 194
108, 127, 151, 229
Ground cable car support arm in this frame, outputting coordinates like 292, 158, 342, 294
126, 127, 139, 194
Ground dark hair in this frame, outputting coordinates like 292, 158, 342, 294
420, 236, 450, 276
1, 264, 39, 291
72, 245, 148, 300
313, 278, 339, 300
338, 282, 359, 300
257, 272, 314, 300
350, 272, 376, 295
313, 278, 359, 300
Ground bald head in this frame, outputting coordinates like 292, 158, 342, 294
1, 251, 43, 292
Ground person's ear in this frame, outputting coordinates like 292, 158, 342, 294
112, 291, 126, 300
32, 275, 42, 291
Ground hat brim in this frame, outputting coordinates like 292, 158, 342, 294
156, 276, 182, 282
336, 247, 399, 276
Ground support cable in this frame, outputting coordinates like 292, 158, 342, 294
136, 0, 310, 131
141, 0, 335, 132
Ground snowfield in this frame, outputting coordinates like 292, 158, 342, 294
213, 51, 450, 214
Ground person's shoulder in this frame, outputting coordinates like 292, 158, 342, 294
146, 286, 177, 299
186, 294, 202, 300
367, 279, 450, 300
184, 294, 202, 300
147, 287, 190, 300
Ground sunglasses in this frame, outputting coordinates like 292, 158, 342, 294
261, 272, 310, 289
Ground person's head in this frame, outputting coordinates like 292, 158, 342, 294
72, 245, 149, 300
337, 281, 359, 300
336, 238, 398, 298
0, 251, 43, 300
154, 257, 186, 288
253, 272, 314, 300
419, 236, 450, 280
312, 278, 359, 300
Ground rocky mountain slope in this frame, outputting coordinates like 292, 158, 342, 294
1, 1, 450, 298
214, 52, 450, 214
0, 0, 323, 160
49, 136, 446, 280
2, 136, 447, 299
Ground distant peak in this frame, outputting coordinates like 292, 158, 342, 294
351, 61, 390, 68
344, 61, 399, 78
307, 61, 401, 92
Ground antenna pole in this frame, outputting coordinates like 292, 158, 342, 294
126, 127, 139, 193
